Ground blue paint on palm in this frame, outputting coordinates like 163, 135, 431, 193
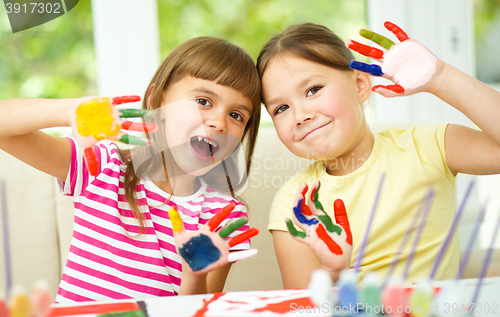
293, 199, 319, 226
179, 234, 221, 271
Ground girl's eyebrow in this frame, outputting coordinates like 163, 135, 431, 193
235, 104, 252, 116
265, 96, 282, 108
190, 87, 218, 97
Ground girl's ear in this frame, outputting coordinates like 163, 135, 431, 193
354, 70, 372, 104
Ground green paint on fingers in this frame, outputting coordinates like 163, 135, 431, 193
219, 217, 247, 239
286, 219, 306, 238
312, 182, 326, 214
318, 215, 342, 235
360, 29, 395, 50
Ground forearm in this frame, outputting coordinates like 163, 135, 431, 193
0, 98, 73, 137
178, 270, 208, 295
430, 63, 500, 146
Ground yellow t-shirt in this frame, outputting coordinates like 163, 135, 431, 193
268, 123, 458, 282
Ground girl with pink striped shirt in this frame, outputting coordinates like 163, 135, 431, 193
0, 37, 261, 302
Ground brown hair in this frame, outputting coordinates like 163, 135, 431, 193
257, 23, 355, 99
122, 37, 261, 235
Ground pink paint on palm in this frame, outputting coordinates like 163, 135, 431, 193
382, 40, 437, 90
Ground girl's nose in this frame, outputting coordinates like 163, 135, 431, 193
206, 115, 227, 133
295, 106, 316, 126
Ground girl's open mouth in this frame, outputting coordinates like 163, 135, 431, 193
190, 136, 220, 160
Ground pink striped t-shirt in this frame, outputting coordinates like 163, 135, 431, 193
56, 138, 250, 303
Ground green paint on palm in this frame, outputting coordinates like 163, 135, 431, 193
219, 217, 247, 239
360, 29, 395, 50
286, 219, 306, 238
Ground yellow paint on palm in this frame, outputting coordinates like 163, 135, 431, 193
76, 97, 120, 140
169, 207, 183, 233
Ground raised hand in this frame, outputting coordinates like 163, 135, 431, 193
169, 203, 259, 274
286, 181, 353, 278
347, 21, 439, 97
71, 96, 157, 175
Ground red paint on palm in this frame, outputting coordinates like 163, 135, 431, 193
384, 21, 409, 42
207, 202, 236, 231
316, 225, 343, 255
348, 40, 384, 59
334, 199, 353, 245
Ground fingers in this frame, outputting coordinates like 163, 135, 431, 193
310, 182, 341, 236
120, 121, 157, 133
384, 21, 409, 42
118, 109, 153, 118
227, 249, 258, 262
310, 181, 326, 214
349, 61, 384, 77
293, 198, 319, 227
115, 134, 152, 146
207, 202, 236, 231
218, 217, 248, 239
346, 40, 384, 60
372, 84, 405, 96
83, 147, 99, 176
359, 28, 395, 50
285, 218, 306, 239
112, 95, 141, 105
315, 225, 344, 255
333, 199, 353, 245
300, 184, 313, 216
227, 227, 259, 247
168, 207, 184, 234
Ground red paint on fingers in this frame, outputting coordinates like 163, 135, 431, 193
334, 199, 353, 245
347, 40, 384, 59
384, 21, 409, 42
372, 84, 405, 93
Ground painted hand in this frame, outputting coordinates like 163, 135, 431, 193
169, 202, 259, 274
71, 96, 157, 175
286, 181, 353, 276
347, 21, 438, 96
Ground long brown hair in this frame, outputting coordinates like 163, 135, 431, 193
257, 23, 355, 94
122, 37, 261, 235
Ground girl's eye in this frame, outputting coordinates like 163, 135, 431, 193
230, 112, 243, 122
306, 86, 322, 97
274, 104, 289, 115
196, 98, 211, 106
